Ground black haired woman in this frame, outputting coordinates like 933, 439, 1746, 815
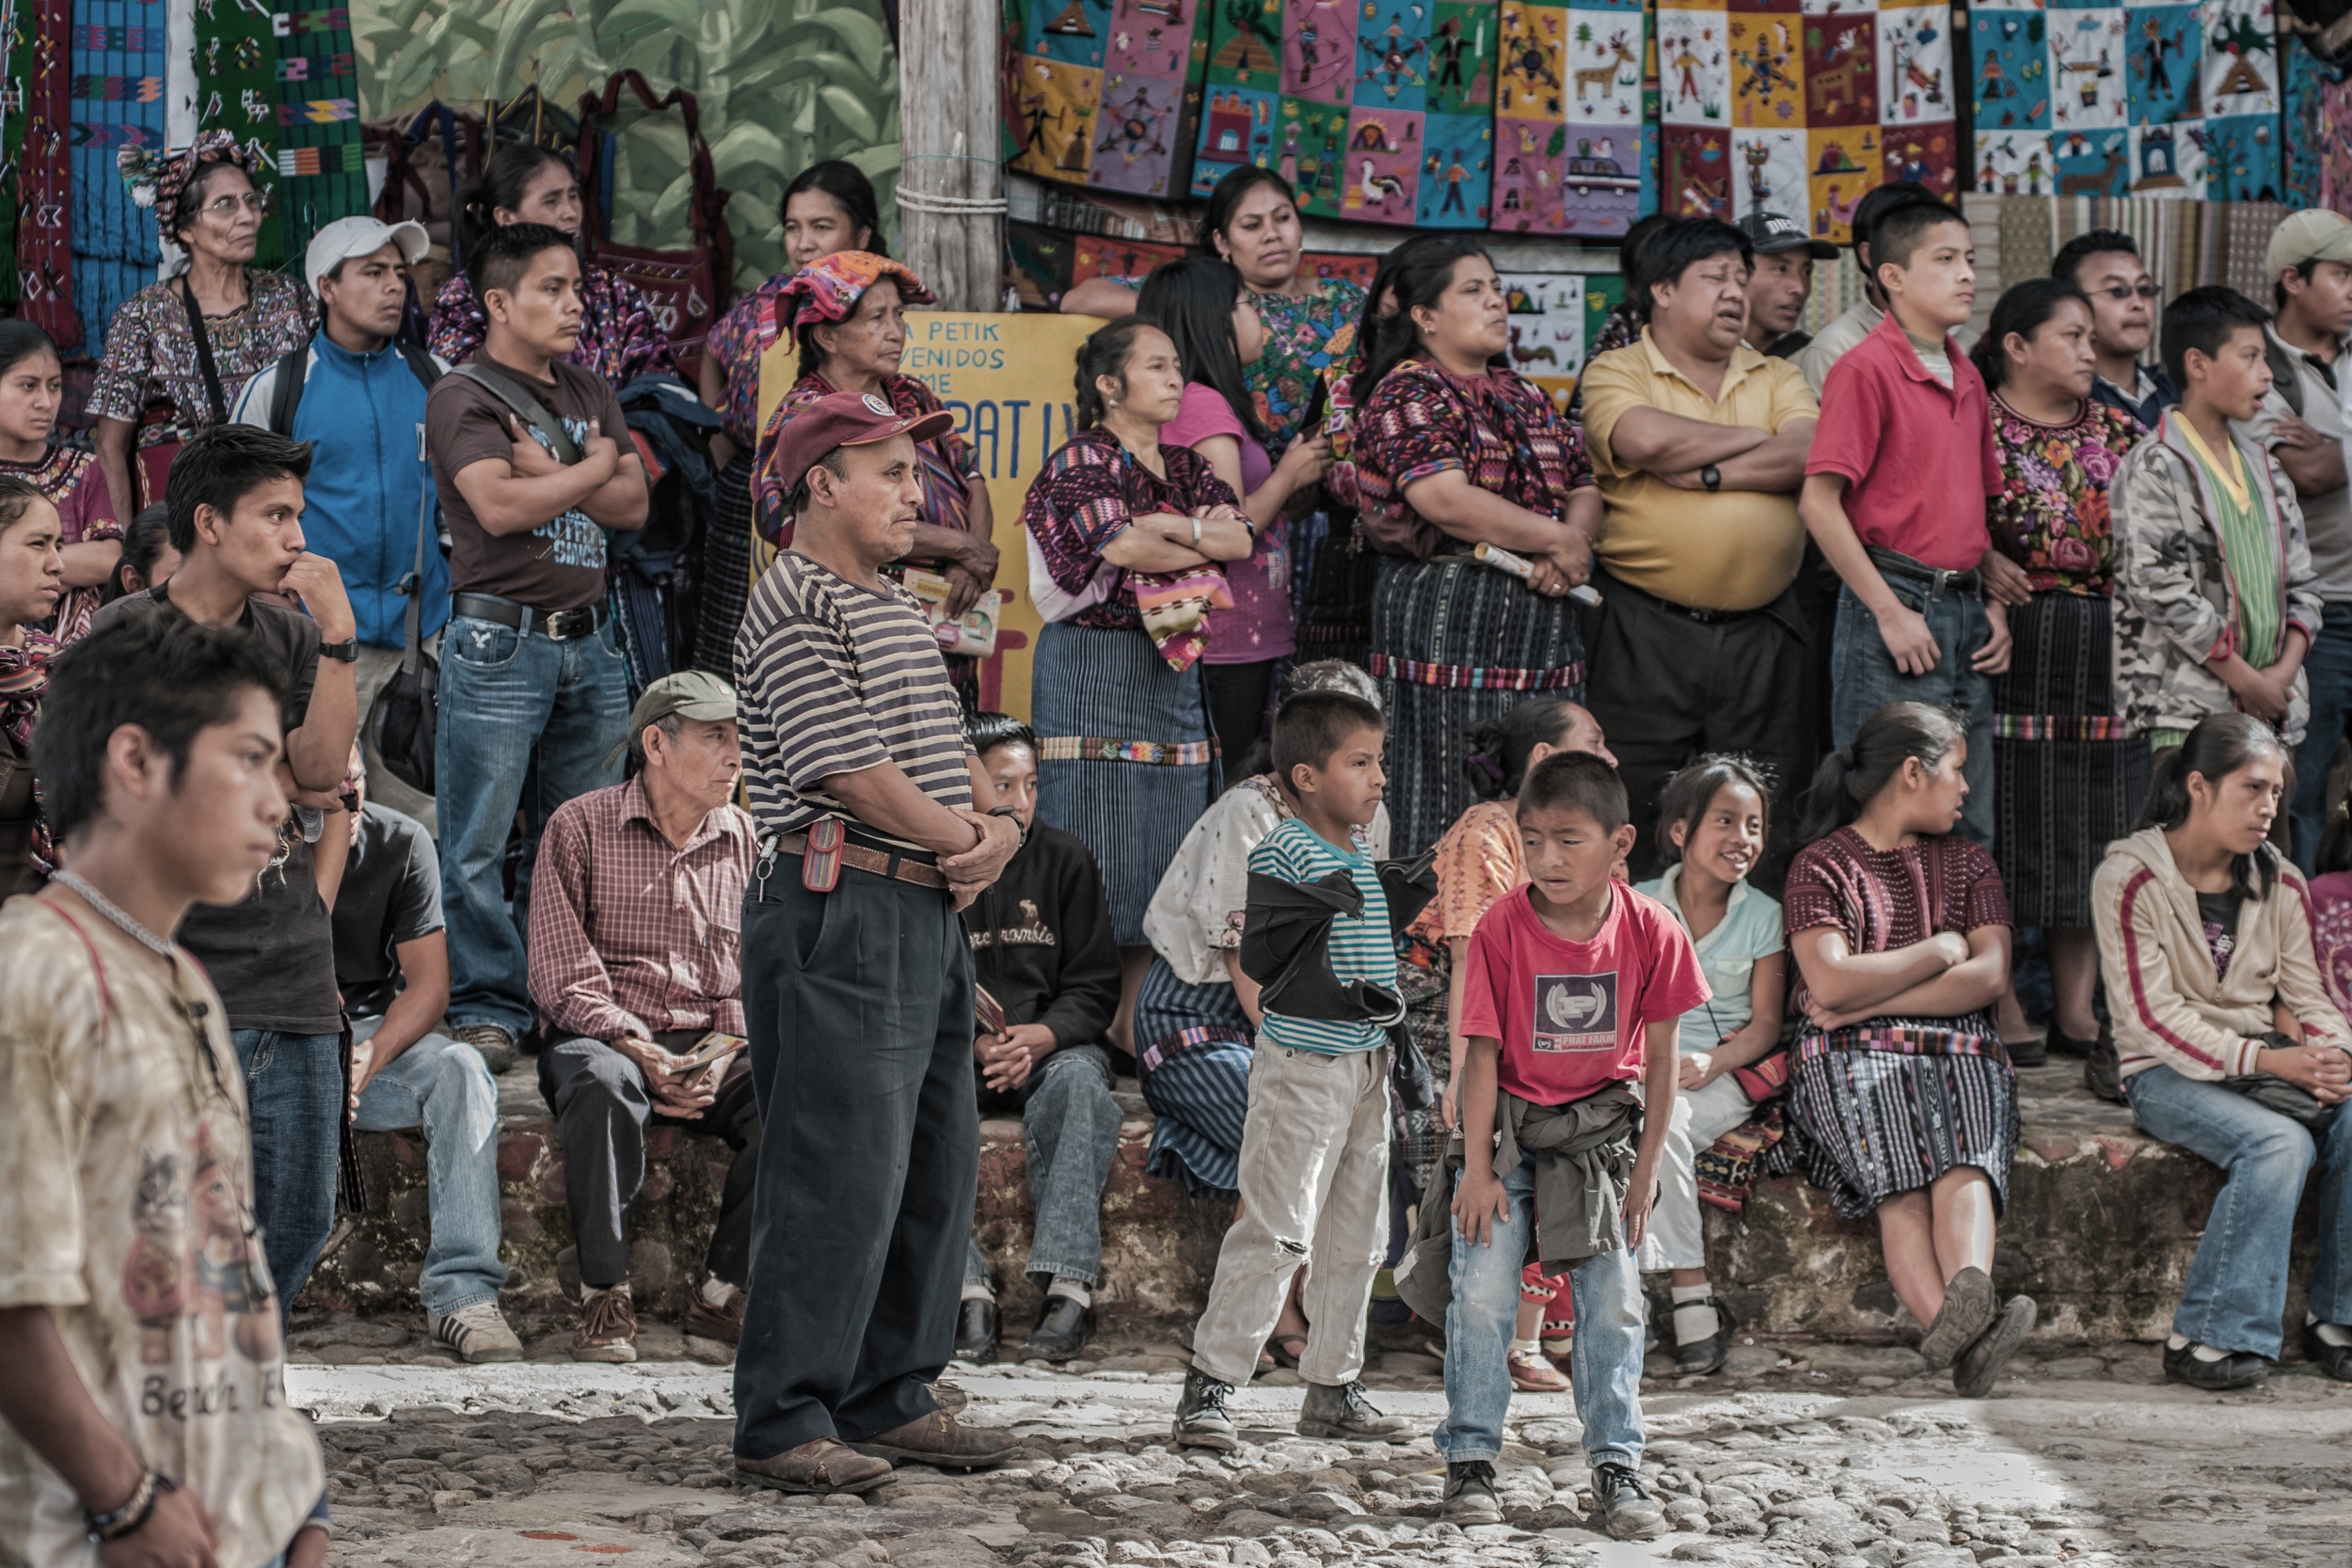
692, 161, 888, 673
1023, 316, 1254, 1048
1137, 257, 1333, 762
1782, 701, 2037, 1398
0, 475, 64, 895
103, 503, 178, 605
1973, 277, 2150, 1055
426, 141, 676, 386
0, 321, 119, 642
2092, 715, 2352, 1391
1352, 233, 1602, 855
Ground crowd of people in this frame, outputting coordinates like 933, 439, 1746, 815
12, 135, 2352, 1561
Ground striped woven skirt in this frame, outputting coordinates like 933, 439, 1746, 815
1991, 591, 2150, 927
1034, 622, 1219, 945
1779, 1013, 2019, 1220
1134, 956, 1254, 1199
1292, 509, 1382, 669
693, 451, 755, 679
1367, 554, 1585, 857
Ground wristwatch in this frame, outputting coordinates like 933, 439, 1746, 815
1700, 465, 1722, 493
318, 637, 359, 663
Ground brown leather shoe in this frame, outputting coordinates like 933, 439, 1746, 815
848, 1409, 1020, 1471
571, 1283, 638, 1364
928, 1380, 970, 1415
735, 1437, 893, 1495
683, 1285, 744, 1345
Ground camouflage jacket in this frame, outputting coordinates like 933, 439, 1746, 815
2110, 411, 2320, 745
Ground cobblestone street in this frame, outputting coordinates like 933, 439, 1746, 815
285, 1316, 2352, 1568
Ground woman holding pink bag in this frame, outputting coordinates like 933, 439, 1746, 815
1023, 316, 1255, 1050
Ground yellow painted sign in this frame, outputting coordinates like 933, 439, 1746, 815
757, 310, 1105, 721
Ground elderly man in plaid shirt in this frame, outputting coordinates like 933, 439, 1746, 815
528, 671, 761, 1364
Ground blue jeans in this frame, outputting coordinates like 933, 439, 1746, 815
2291, 602, 2352, 873
230, 1030, 343, 1316
965, 1043, 1124, 1292
1831, 575, 1994, 845
350, 1020, 509, 1315
2126, 1064, 2352, 1357
435, 611, 629, 1035
1435, 1152, 1645, 1468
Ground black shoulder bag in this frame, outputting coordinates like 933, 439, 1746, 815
368, 420, 441, 793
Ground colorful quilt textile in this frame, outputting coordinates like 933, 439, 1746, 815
1009, 0, 1213, 198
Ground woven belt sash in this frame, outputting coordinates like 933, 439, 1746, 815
1039, 736, 1220, 766
1366, 652, 1587, 691
1990, 715, 2132, 741
1796, 1023, 2006, 1063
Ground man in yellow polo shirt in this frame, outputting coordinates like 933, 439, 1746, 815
1578, 215, 1820, 882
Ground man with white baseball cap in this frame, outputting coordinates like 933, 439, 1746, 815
2247, 208, 2352, 868
230, 215, 450, 831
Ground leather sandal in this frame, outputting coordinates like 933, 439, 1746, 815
735, 1437, 893, 1495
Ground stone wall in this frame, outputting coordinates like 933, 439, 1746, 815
302, 1062, 2312, 1345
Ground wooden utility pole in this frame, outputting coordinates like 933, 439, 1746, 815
898, 0, 1006, 310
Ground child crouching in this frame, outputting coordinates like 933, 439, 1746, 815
1437, 753, 1707, 1538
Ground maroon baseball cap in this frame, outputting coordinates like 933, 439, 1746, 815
767, 389, 954, 497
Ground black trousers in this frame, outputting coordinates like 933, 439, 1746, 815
1581, 569, 1815, 890
538, 1033, 760, 1290
1203, 658, 1279, 772
732, 859, 979, 1457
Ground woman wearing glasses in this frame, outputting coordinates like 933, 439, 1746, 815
88, 133, 316, 521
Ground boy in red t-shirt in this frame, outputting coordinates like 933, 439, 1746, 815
1799, 198, 2010, 846
1437, 753, 1708, 1538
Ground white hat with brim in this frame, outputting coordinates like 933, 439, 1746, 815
305, 216, 430, 296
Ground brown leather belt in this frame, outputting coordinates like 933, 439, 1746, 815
776, 831, 949, 889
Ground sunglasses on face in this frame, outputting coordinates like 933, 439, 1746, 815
2091, 282, 2162, 302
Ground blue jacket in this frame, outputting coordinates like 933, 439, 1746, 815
231, 335, 450, 649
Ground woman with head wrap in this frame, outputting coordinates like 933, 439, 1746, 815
748, 251, 998, 695
87, 132, 315, 521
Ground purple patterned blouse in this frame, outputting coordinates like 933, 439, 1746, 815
428, 263, 677, 386
703, 274, 792, 447
1022, 427, 1241, 632
1353, 359, 1594, 554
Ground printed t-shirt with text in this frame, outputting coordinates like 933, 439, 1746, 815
424, 353, 630, 613
1248, 816, 1396, 1054
1459, 881, 1710, 1105
0, 897, 325, 1567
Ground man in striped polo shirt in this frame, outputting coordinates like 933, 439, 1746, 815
730, 391, 1023, 1495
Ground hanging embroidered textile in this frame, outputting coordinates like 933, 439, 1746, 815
1009, 0, 1211, 199
10, 0, 79, 341
274, 0, 363, 259
72, 0, 167, 356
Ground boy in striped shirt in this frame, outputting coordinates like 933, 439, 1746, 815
1174, 689, 1414, 1450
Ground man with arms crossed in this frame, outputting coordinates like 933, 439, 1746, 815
731, 391, 1023, 1494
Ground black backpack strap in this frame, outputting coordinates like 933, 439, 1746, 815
267, 333, 314, 436
2266, 334, 2305, 421
177, 273, 230, 426
397, 341, 444, 394
448, 362, 581, 465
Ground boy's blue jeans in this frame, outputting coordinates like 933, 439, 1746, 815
1436, 1151, 1645, 1469
1830, 570, 1994, 845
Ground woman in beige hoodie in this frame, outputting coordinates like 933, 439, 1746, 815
2091, 713, 2352, 1393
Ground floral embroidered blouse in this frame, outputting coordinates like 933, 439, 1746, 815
1, 447, 120, 642
1405, 800, 1524, 948
428, 263, 676, 387
703, 272, 792, 448
1354, 359, 1594, 555
1022, 427, 1240, 633
87, 272, 315, 441
1247, 279, 1365, 452
1987, 394, 2143, 595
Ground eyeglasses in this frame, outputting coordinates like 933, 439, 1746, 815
2091, 282, 2162, 302
197, 190, 270, 220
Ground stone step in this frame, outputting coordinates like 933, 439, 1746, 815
301, 1058, 2276, 1343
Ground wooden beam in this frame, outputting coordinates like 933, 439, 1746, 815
898, 0, 1005, 311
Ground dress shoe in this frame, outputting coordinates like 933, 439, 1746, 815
1019, 1294, 1095, 1363
736, 1437, 892, 1495
954, 1298, 999, 1363
2163, 1340, 2270, 1390
848, 1409, 1021, 1470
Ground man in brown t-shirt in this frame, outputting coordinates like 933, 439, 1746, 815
424, 221, 648, 1064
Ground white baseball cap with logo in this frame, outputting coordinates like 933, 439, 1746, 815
304, 215, 430, 296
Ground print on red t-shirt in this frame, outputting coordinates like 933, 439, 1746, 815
1459, 883, 1711, 1105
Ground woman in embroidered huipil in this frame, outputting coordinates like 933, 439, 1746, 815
426, 142, 675, 387
1352, 234, 1602, 855
0, 323, 119, 644
1972, 277, 2149, 1055
1023, 318, 1252, 1047
692, 161, 884, 674
88, 134, 314, 521
0, 476, 65, 895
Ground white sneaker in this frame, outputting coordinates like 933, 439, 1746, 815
429, 1301, 525, 1363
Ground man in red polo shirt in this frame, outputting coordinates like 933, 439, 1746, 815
1799, 198, 2010, 846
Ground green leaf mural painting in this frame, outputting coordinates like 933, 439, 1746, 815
354, 0, 901, 290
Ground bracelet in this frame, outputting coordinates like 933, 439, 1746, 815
87, 1470, 171, 1544
1190, 515, 1203, 549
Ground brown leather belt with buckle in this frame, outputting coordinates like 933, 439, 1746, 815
777, 831, 948, 889
453, 593, 611, 641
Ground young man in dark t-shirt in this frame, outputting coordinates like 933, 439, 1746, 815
87, 423, 360, 1310
424, 221, 648, 1067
